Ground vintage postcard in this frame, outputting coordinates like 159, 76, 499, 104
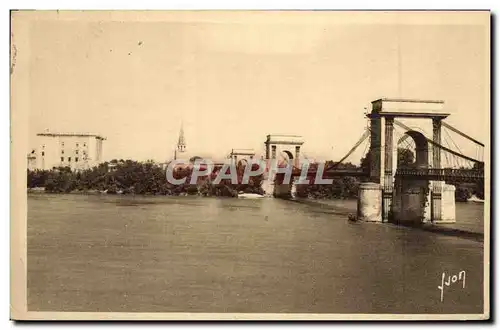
10, 10, 490, 320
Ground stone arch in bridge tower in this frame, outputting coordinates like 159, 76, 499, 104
264, 135, 304, 168
237, 158, 249, 171
392, 130, 432, 224
237, 158, 249, 166
281, 150, 295, 163
397, 130, 429, 169
367, 98, 449, 223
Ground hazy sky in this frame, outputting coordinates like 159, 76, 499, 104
26, 11, 489, 163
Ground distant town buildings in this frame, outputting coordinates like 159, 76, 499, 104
164, 123, 269, 170
27, 130, 106, 171
25, 124, 304, 173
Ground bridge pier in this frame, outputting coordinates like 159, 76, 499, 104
273, 182, 292, 199
357, 182, 382, 222
433, 183, 456, 223
392, 179, 431, 225
391, 179, 456, 224
272, 172, 293, 199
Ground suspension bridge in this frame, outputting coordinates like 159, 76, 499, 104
267, 98, 485, 224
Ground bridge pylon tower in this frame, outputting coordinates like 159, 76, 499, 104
264, 134, 304, 168
367, 98, 450, 223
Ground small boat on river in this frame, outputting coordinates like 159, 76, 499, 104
238, 193, 266, 199
467, 195, 484, 203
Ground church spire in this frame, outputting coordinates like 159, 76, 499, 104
177, 121, 186, 153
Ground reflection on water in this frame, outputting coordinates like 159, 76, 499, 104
28, 194, 484, 314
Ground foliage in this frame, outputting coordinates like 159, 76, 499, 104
397, 148, 415, 168
27, 169, 50, 188
295, 161, 360, 199
27, 160, 264, 197
360, 152, 371, 174
28, 156, 485, 202
455, 185, 473, 202
448, 162, 485, 202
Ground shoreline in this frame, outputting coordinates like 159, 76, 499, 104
27, 189, 484, 240
27, 188, 482, 204
27, 188, 268, 198
290, 197, 484, 241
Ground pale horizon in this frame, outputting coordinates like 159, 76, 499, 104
25, 11, 489, 163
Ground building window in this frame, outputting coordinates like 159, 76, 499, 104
76, 150, 79, 154
61, 142, 64, 147
68, 157, 71, 162
41, 152, 45, 156
61, 150, 64, 154
83, 143, 86, 147
61, 157, 64, 162
75, 157, 79, 162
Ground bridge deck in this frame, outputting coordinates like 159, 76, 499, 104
303, 170, 369, 178
395, 168, 484, 183
274, 167, 484, 184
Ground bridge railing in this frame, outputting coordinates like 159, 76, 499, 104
395, 168, 484, 180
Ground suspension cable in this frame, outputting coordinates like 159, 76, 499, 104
442, 135, 460, 168
361, 135, 370, 164
326, 128, 371, 171
441, 121, 484, 147
444, 127, 464, 156
393, 120, 482, 164
442, 135, 451, 167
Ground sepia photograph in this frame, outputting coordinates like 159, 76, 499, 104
10, 10, 490, 320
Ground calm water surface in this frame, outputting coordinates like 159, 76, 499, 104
28, 194, 484, 314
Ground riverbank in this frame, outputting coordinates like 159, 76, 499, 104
27, 187, 270, 198
28, 188, 124, 195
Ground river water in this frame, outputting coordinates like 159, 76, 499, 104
27, 194, 485, 314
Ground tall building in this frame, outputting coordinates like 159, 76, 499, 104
28, 131, 106, 170
27, 149, 37, 171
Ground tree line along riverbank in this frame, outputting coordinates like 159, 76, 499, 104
26, 159, 368, 199
27, 160, 264, 197
27, 156, 483, 201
